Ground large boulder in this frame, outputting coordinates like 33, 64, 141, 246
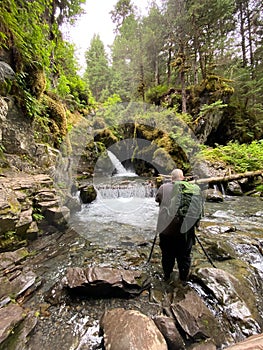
79, 185, 97, 203
196, 268, 260, 338
0, 172, 72, 249
203, 188, 224, 202
62, 266, 150, 298
100, 308, 168, 350
171, 288, 231, 347
153, 315, 185, 350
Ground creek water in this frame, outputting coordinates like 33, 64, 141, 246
71, 178, 157, 248
26, 177, 263, 350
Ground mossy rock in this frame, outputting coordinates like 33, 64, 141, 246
79, 185, 97, 204
37, 94, 68, 147
156, 134, 174, 154
94, 128, 118, 148
27, 67, 46, 99
195, 75, 234, 100
93, 117, 106, 130
136, 124, 164, 141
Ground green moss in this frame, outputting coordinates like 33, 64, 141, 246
0, 231, 27, 252
94, 128, 118, 148
26, 66, 46, 99
43, 94, 67, 137
156, 134, 174, 153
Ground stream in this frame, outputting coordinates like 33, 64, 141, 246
23, 176, 263, 350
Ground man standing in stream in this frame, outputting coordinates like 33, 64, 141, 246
155, 169, 202, 284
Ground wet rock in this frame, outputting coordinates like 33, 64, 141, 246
0, 248, 42, 307
43, 206, 70, 229
0, 268, 39, 306
224, 333, 263, 349
15, 208, 33, 235
34, 188, 58, 203
0, 186, 20, 234
194, 160, 228, 180
25, 221, 39, 240
63, 266, 150, 298
203, 240, 235, 261
0, 309, 37, 349
63, 193, 81, 213
0, 303, 25, 343
0, 172, 72, 247
227, 181, 243, 196
171, 289, 230, 347
196, 268, 260, 337
0, 62, 15, 82
100, 308, 168, 350
0, 247, 29, 271
189, 340, 216, 350
204, 188, 224, 202
79, 185, 97, 203
44, 280, 68, 305
153, 315, 185, 350
0, 96, 8, 121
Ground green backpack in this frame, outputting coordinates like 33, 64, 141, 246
168, 180, 204, 233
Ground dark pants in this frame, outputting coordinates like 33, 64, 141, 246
159, 225, 195, 281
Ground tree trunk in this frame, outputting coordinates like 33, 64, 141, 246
167, 44, 172, 85
159, 170, 263, 185
239, 1, 247, 67
191, 169, 263, 185
181, 69, 187, 113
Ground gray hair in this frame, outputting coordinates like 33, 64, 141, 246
171, 169, 184, 181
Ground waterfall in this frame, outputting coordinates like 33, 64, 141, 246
107, 150, 137, 177
219, 182, 226, 196
107, 150, 127, 174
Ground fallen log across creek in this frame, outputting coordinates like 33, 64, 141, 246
158, 169, 263, 185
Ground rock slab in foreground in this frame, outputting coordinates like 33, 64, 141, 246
171, 289, 230, 346
0, 303, 25, 343
63, 266, 150, 298
153, 315, 185, 350
100, 308, 168, 350
224, 333, 263, 349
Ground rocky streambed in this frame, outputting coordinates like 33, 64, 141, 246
0, 174, 263, 349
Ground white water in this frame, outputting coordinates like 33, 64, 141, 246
70, 179, 159, 246
107, 150, 137, 177
76, 196, 158, 228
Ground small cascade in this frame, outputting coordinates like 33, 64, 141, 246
107, 150, 137, 177
219, 182, 226, 196
96, 182, 156, 199
213, 184, 218, 192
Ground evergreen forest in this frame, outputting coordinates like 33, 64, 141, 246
0, 0, 263, 173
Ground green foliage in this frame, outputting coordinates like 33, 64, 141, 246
200, 140, 263, 172
0, 0, 90, 104
145, 85, 168, 104
16, 72, 43, 118
199, 100, 228, 117
96, 97, 125, 126
255, 185, 263, 193
103, 94, 122, 108
32, 212, 44, 222
1, 1, 52, 67
84, 34, 110, 101
57, 75, 71, 97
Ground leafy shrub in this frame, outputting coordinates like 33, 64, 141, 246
200, 140, 263, 172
